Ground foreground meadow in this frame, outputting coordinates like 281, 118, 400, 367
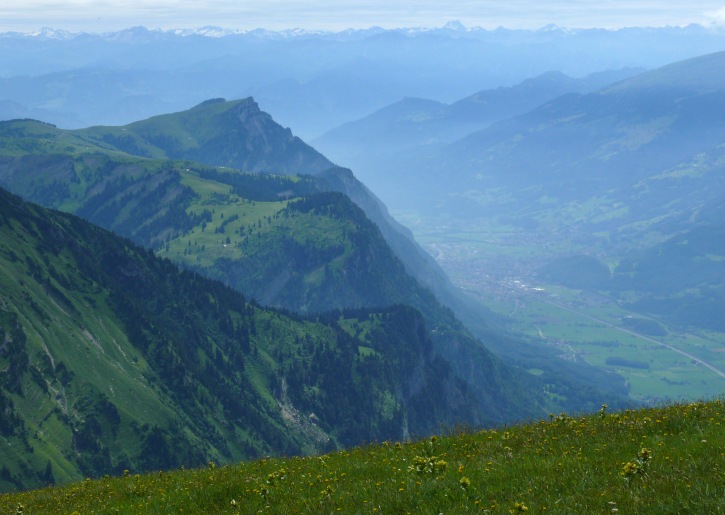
2, 400, 722, 514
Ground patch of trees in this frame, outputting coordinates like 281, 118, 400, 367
615, 225, 725, 295
628, 289, 725, 332
284, 192, 368, 226
101, 133, 152, 158
214, 213, 239, 234
198, 168, 321, 201
0, 308, 29, 394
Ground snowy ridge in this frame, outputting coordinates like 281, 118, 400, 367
0, 22, 597, 41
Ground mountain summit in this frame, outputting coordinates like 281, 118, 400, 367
81, 97, 334, 174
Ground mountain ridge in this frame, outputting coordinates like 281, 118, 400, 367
78, 97, 335, 174
0, 185, 492, 491
70, 97, 482, 328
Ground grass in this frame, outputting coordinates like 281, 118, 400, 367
0, 216, 181, 488
1, 400, 722, 513
164, 197, 288, 267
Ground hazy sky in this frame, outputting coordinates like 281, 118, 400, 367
2, 1, 725, 33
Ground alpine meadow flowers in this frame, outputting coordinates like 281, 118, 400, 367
0, 400, 721, 513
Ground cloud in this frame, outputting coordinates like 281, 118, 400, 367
706, 6, 725, 25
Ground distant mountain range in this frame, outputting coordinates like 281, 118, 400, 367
423, 50, 725, 221
313, 68, 643, 178
2, 24, 725, 137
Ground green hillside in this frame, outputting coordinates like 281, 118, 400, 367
616, 223, 725, 332
70, 97, 475, 322
0, 188, 488, 492
1, 399, 721, 513
0, 111, 590, 425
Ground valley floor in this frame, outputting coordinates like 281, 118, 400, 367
397, 213, 725, 403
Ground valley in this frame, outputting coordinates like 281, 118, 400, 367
395, 211, 725, 402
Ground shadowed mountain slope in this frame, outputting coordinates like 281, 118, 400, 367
0, 186, 493, 492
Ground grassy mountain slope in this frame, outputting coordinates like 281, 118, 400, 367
615, 223, 725, 331
72, 97, 480, 337
0, 187, 488, 492
0, 110, 581, 421
1, 399, 721, 513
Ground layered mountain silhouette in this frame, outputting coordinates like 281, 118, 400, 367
406, 51, 725, 215
1, 24, 724, 136
313, 68, 642, 166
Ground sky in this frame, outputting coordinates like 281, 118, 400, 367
2, 1, 725, 33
